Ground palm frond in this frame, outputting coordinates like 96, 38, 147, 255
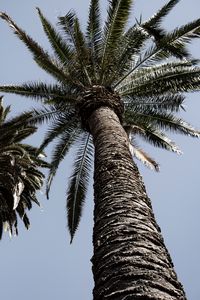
58, 12, 91, 85
129, 143, 159, 171
129, 124, 182, 154
141, 0, 180, 41
30, 106, 61, 125
46, 127, 82, 198
86, 0, 102, 78
0, 103, 47, 239
125, 93, 185, 112
158, 18, 200, 59
0, 82, 72, 101
100, 0, 132, 82
108, 26, 148, 85
39, 110, 79, 152
118, 63, 200, 97
115, 18, 200, 86
67, 133, 93, 242
125, 109, 200, 137
36, 8, 74, 66
143, 0, 180, 28
0, 12, 78, 86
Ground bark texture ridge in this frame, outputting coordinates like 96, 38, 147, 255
89, 107, 186, 300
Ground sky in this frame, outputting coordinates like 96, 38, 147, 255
0, 0, 200, 299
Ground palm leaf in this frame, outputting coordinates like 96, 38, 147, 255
116, 18, 200, 86
46, 126, 82, 198
0, 12, 77, 86
100, 0, 132, 82
67, 133, 93, 242
39, 110, 79, 152
125, 93, 185, 112
144, 0, 180, 28
58, 12, 91, 85
30, 105, 71, 125
129, 143, 159, 171
118, 64, 200, 97
125, 109, 200, 137
36, 8, 74, 66
0, 103, 47, 239
0, 81, 78, 103
86, 0, 102, 79
129, 124, 182, 154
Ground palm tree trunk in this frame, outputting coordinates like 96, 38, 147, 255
88, 107, 186, 300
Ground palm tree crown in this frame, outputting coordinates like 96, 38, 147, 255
0, 0, 200, 241
0, 97, 48, 239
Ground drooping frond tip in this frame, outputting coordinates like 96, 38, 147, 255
129, 143, 159, 172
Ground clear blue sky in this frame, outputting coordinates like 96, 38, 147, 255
0, 1, 200, 299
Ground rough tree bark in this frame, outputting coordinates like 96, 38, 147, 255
88, 107, 186, 300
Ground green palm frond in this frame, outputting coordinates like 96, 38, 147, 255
58, 12, 91, 85
116, 17, 200, 86
0, 82, 77, 102
86, 0, 102, 78
30, 105, 67, 125
0, 99, 10, 123
125, 94, 185, 112
58, 11, 77, 45
142, 18, 200, 62
118, 63, 200, 97
39, 110, 79, 152
73, 18, 92, 85
36, 8, 74, 66
67, 133, 93, 242
0, 12, 78, 86
0, 101, 47, 239
143, 0, 180, 29
141, 0, 180, 42
46, 126, 82, 198
107, 26, 148, 85
129, 124, 181, 154
100, 0, 132, 82
125, 109, 200, 137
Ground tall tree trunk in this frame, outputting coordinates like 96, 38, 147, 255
88, 107, 186, 300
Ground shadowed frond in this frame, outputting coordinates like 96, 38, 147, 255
129, 124, 182, 154
157, 18, 200, 58
30, 105, 65, 125
86, 0, 102, 77
125, 93, 185, 112
58, 12, 91, 85
100, 0, 132, 82
0, 100, 47, 239
39, 110, 79, 152
115, 17, 200, 86
46, 126, 82, 198
125, 109, 200, 137
141, 0, 180, 41
36, 8, 74, 65
0, 82, 77, 102
0, 12, 79, 86
67, 133, 93, 243
118, 63, 200, 97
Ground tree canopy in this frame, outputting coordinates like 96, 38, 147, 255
0, 0, 200, 242
0, 97, 48, 239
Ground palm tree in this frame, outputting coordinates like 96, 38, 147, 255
0, 97, 48, 239
0, 0, 200, 298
